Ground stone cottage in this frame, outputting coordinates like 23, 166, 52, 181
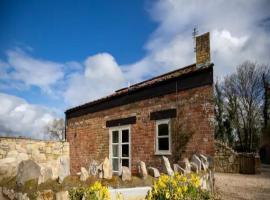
65, 32, 214, 175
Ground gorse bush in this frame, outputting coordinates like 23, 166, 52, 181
69, 181, 110, 200
146, 173, 211, 200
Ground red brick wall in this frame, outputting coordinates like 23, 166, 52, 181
66, 85, 214, 175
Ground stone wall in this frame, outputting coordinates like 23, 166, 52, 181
0, 137, 69, 163
67, 85, 215, 175
214, 140, 240, 173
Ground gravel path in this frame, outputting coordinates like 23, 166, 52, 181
215, 165, 270, 200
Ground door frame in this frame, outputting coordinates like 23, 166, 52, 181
109, 125, 131, 175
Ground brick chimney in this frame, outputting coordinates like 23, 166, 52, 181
196, 32, 211, 67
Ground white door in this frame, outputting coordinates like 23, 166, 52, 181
110, 126, 131, 175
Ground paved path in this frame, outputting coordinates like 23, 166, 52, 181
215, 165, 270, 200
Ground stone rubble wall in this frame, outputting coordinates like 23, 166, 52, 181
0, 136, 69, 164
214, 140, 240, 173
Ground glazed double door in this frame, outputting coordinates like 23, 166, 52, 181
110, 126, 130, 175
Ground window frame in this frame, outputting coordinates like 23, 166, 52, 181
155, 119, 172, 155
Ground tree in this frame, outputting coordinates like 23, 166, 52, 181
262, 67, 270, 129
214, 81, 227, 141
45, 118, 65, 140
223, 61, 266, 152
214, 80, 235, 146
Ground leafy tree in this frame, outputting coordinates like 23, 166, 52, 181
214, 81, 226, 141
262, 68, 270, 130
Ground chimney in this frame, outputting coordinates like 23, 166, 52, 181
195, 32, 211, 67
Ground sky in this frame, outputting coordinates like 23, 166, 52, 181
0, 0, 270, 139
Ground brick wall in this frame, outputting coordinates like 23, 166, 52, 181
66, 85, 214, 175
196, 32, 211, 66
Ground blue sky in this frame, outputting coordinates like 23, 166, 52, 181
0, 0, 156, 109
0, 0, 156, 64
0, 0, 270, 138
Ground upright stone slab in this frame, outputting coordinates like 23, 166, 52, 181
173, 164, 185, 174
191, 155, 202, 171
121, 166, 131, 181
58, 156, 70, 183
45, 160, 59, 180
179, 158, 191, 173
190, 162, 199, 173
80, 167, 89, 181
200, 174, 209, 190
199, 154, 209, 171
16, 160, 41, 186
162, 156, 174, 176
148, 167, 160, 178
89, 160, 99, 176
102, 157, 112, 179
138, 161, 148, 179
38, 164, 53, 184
97, 163, 103, 178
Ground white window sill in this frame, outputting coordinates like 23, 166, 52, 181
154, 151, 172, 156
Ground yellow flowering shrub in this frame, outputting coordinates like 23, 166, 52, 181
146, 173, 211, 200
69, 181, 110, 200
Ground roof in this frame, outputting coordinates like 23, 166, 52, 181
65, 63, 213, 116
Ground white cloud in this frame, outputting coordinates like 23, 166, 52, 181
64, 53, 125, 106
4, 49, 64, 94
84, 53, 124, 82
0, 93, 56, 139
145, 0, 270, 78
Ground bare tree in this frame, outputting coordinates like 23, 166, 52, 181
222, 61, 269, 152
45, 118, 65, 140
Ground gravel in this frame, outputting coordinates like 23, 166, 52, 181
215, 165, 270, 200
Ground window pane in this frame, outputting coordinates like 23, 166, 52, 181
158, 137, 169, 151
112, 131, 119, 143
113, 158, 119, 171
122, 129, 129, 143
122, 144, 129, 157
122, 159, 129, 167
158, 123, 168, 136
112, 145, 118, 157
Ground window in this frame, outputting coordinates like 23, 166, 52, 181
155, 119, 171, 154
109, 126, 131, 175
